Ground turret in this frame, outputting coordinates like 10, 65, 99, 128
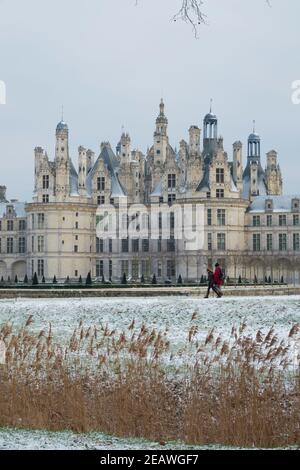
78, 146, 88, 195
154, 99, 169, 164
55, 120, 70, 200
203, 110, 218, 159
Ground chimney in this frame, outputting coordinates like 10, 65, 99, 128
0, 186, 8, 203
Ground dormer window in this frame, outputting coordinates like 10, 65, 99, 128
216, 168, 224, 184
292, 198, 300, 212
265, 199, 273, 212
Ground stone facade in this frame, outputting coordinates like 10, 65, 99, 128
0, 101, 299, 283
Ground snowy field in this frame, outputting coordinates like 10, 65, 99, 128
1, 295, 300, 450
0, 296, 300, 348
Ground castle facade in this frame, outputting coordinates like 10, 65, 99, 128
1, 101, 299, 284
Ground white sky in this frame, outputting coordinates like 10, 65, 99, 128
0, 0, 299, 200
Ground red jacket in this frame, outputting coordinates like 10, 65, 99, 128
213, 267, 223, 286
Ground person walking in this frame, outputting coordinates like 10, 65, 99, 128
204, 268, 222, 298
213, 263, 224, 298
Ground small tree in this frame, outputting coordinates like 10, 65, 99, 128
141, 274, 145, 284
238, 275, 242, 284
86, 272, 92, 286
7, 276, 11, 283
42, 276, 46, 284
66, 276, 70, 284
53, 275, 57, 285
281, 275, 284, 284
0, 276, 4, 284
24, 274, 28, 284
152, 274, 157, 285
178, 274, 183, 285
79, 275, 83, 284
122, 272, 127, 285
14, 275, 18, 284
32, 272, 39, 286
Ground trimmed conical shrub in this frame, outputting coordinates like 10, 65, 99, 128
238, 275, 242, 284
141, 275, 145, 284
24, 274, 28, 284
32, 272, 39, 286
79, 275, 83, 284
86, 272, 92, 286
42, 276, 46, 284
178, 274, 183, 285
122, 273, 127, 285
53, 275, 57, 284
14, 275, 18, 284
152, 274, 157, 285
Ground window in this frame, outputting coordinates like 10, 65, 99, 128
18, 237, 26, 254
32, 236, 34, 252
97, 195, 105, 206
216, 189, 224, 199
37, 259, 44, 277
74, 245, 78, 253
158, 213, 162, 230
207, 209, 212, 226
216, 168, 224, 184
168, 194, 176, 205
253, 234, 261, 252
75, 270, 78, 277
142, 239, 149, 252
19, 220, 26, 231
37, 213, 45, 229
31, 214, 35, 229
97, 177, 105, 191
122, 238, 129, 253
167, 237, 175, 252
75, 222, 79, 229
217, 209, 226, 226
96, 238, 104, 253
132, 239, 139, 252
206, 192, 211, 199
42, 194, 49, 203
157, 237, 162, 252
170, 212, 175, 230
37, 236, 44, 253
279, 234, 287, 251
168, 174, 176, 190
267, 215, 273, 227
109, 239, 113, 253
293, 234, 300, 251
167, 260, 176, 278
267, 234, 273, 251
96, 260, 104, 278
208, 233, 212, 251
0, 238, 1, 253
42, 175, 49, 189
279, 215, 287, 226
31, 260, 34, 277
293, 215, 299, 226
157, 261, 162, 278
253, 216, 261, 227
217, 233, 226, 251
7, 237, 13, 254
109, 260, 113, 279
0, 221, 2, 231
121, 260, 129, 277
7, 220, 13, 231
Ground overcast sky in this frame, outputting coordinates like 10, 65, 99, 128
0, 0, 299, 201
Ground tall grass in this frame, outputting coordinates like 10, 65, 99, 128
0, 315, 299, 448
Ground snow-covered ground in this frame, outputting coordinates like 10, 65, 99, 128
1, 296, 300, 450
0, 296, 299, 347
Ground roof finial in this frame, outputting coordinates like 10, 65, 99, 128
253, 119, 256, 133
61, 104, 64, 122
210, 98, 213, 113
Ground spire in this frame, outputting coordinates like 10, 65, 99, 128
253, 119, 256, 133
61, 104, 64, 122
159, 98, 165, 116
210, 98, 213, 114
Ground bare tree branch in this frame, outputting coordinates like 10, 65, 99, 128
135, 1, 272, 38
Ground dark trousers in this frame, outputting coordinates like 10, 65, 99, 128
206, 283, 222, 297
